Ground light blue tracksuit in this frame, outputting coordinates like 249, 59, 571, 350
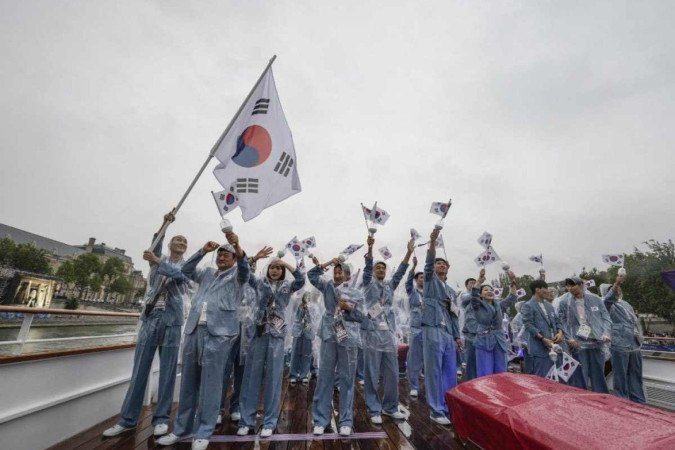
289, 299, 319, 380
558, 292, 612, 393
360, 257, 407, 417
469, 288, 517, 377
159, 249, 250, 440
603, 288, 645, 403
239, 270, 305, 430
118, 234, 186, 429
521, 297, 563, 377
308, 265, 365, 429
421, 251, 460, 419
405, 269, 424, 391
219, 324, 244, 418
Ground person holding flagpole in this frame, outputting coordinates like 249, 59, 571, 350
404, 257, 425, 397
308, 255, 365, 436
469, 268, 518, 377
156, 232, 249, 450
422, 227, 462, 425
236, 256, 305, 437
361, 235, 413, 423
103, 212, 189, 438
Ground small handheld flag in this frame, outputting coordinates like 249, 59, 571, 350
211, 183, 240, 216
430, 201, 450, 217
378, 246, 392, 260
477, 232, 493, 249
602, 254, 624, 267
529, 254, 543, 264
474, 247, 500, 267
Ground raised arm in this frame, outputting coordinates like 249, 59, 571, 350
425, 228, 439, 280
390, 239, 414, 291
285, 261, 306, 293
405, 259, 416, 295
362, 235, 375, 286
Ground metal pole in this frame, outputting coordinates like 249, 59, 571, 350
147, 55, 277, 251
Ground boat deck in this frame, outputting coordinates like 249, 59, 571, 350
49, 375, 469, 450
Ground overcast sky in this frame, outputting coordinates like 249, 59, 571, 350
1, 1, 674, 287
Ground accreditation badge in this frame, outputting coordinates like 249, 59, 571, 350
333, 319, 349, 343
576, 323, 592, 339
368, 303, 384, 319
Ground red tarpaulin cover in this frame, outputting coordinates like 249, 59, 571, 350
445, 373, 675, 450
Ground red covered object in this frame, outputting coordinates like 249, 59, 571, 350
445, 373, 675, 450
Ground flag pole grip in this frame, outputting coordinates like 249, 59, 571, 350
146, 55, 277, 252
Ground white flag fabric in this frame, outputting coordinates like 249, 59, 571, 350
362, 202, 390, 225
477, 232, 493, 249
300, 236, 316, 249
211, 183, 239, 216
410, 228, 422, 241
529, 254, 543, 264
429, 201, 449, 217
493, 288, 503, 297
584, 279, 596, 289
212, 68, 300, 221
516, 288, 527, 299
475, 247, 500, 266
545, 364, 558, 382
434, 234, 444, 249
340, 244, 363, 257
378, 246, 392, 260
558, 352, 580, 382
296, 257, 306, 272
285, 236, 306, 260
602, 254, 624, 267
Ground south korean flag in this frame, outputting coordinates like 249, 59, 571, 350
378, 246, 392, 260
475, 247, 500, 267
477, 232, 493, 249
285, 236, 307, 261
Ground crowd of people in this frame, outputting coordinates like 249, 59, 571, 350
101, 213, 647, 450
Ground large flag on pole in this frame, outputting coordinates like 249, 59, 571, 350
212, 66, 300, 221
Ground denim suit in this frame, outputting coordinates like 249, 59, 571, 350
470, 288, 516, 377
308, 265, 364, 429
160, 249, 250, 440
239, 270, 305, 430
405, 269, 424, 391
604, 288, 645, 403
360, 257, 407, 417
558, 292, 611, 393
117, 234, 187, 429
521, 297, 563, 377
421, 251, 459, 418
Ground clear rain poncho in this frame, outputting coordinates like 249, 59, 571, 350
558, 292, 612, 350
600, 283, 644, 353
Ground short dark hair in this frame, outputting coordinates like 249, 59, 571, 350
530, 279, 548, 294
465, 277, 476, 288
374, 261, 387, 270
414, 272, 424, 280
434, 258, 448, 266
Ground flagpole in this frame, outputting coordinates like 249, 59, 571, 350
360, 203, 371, 234
147, 55, 277, 251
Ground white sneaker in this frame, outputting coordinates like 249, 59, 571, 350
430, 415, 451, 425
290, 378, 297, 384
237, 426, 249, 436
102, 424, 134, 437
260, 428, 273, 437
339, 426, 352, 436
153, 423, 169, 436
156, 433, 180, 446
313, 425, 325, 435
192, 439, 209, 450
410, 389, 418, 397
370, 415, 383, 424
301, 377, 309, 384
216, 415, 222, 425
383, 410, 406, 420
230, 411, 241, 421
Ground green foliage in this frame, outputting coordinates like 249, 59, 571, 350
56, 260, 76, 284
620, 240, 675, 328
64, 297, 79, 310
0, 238, 52, 274
71, 253, 102, 298
110, 276, 133, 295
579, 267, 608, 295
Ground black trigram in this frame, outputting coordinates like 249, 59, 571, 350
236, 177, 259, 193
252, 98, 269, 115
274, 152, 294, 177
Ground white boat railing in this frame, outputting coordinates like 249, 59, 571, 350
0, 305, 140, 356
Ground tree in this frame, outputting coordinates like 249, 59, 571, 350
0, 238, 52, 274
110, 276, 134, 297
0, 237, 16, 266
579, 267, 608, 296
619, 240, 675, 331
100, 257, 126, 301
71, 254, 102, 299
